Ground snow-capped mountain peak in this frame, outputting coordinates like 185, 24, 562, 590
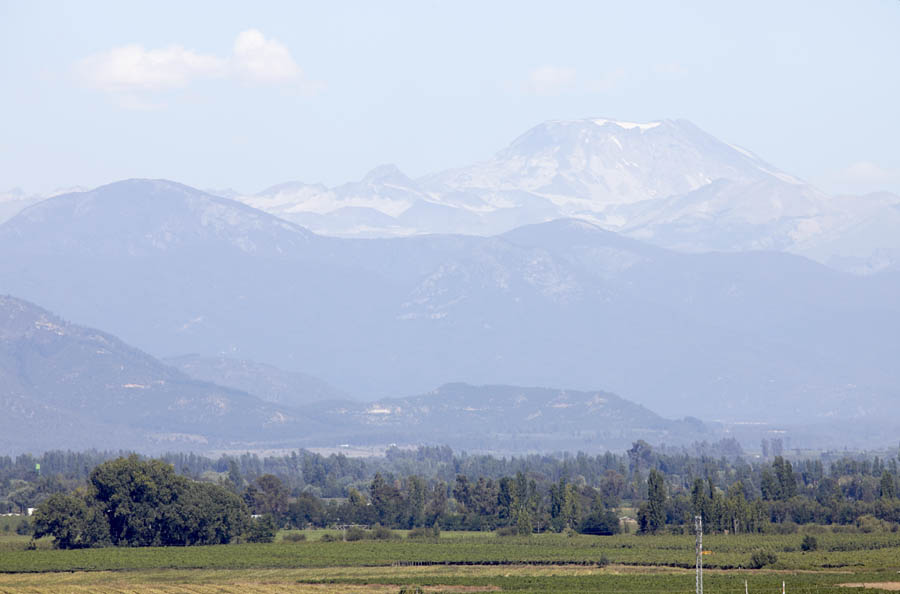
207, 118, 900, 272
592, 118, 662, 131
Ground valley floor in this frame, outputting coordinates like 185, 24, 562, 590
2, 531, 900, 593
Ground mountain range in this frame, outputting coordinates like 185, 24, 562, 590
1, 178, 898, 440
0, 295, 704, 453
229, 119, 900, 275
2, 117, 899, 451
6, 119, 899, 275
0, 295, 316, 452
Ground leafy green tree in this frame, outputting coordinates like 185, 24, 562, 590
880, 470, 896, 499
405, 476, 427, 527
801, 534, 818, 551
516, 509, 533, 535
691, 478, 711, 524
89, 456, 186, 547
497, 477, 514, 523
773, 457, 797, 500
549, 478, 567, 532
287, 492, 325, 528
579, 508, 620, 535
646, 469, 666, 531
32, 493, 109, 549
244, 474, 289, 519
245, 515, 276, 543
452, 475, 472, 512
761, 468, 780, 501
33, 456, 251, 548
370, 472, 400, 526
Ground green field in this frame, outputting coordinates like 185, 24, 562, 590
2, 530, 900, 593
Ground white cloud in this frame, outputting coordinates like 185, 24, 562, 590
76, 30, 322, 107
232, 29, 300, 83
526, 66, 577, 96
77, 44, 226, 93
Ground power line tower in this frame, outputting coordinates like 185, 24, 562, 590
694, 515, 703, 594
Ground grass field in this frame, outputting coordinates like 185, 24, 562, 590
2, 530, 900, 593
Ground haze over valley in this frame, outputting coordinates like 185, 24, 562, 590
1, 117, 899, 453
3, 1, 899, 458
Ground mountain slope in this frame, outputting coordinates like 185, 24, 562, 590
1, 181, 899, 434
304, 383, 708, 453
0, 295, 320, 452
165, 354, 348, 407
226, 118, 900, 273
0, 295, 715, 453
426, 118, 789, 205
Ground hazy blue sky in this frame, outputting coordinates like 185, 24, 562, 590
2, 0, 898, 195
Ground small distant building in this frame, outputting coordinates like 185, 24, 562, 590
26, 508, 36, 516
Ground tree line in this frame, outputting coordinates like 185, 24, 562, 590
13, 440, 900, 549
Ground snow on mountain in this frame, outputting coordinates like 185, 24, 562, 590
214, 118, 900, 272
4, 184, 900, 429
424, 118, 786, 208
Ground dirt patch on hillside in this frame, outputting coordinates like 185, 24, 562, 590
840, 583, 900, 591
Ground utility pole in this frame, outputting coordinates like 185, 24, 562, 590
694, 515, 703, 594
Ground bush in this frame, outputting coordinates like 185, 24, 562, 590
749, 549, 778, 569
495, 525, 518, 537
579, 510, 621, 536
16, 519, 31, 536
282, 532, 306, 542
801, 534, 818, 551
597, 553, 611, 567
407, 526, 439, 540
767, 521, 798, 535
857, 515, 887, 533
372, 524, 397, 540
319, 533, 338, 542
399, 587, 424, 594
344, 526, 368, 541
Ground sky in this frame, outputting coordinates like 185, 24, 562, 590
1, 0, 899, 196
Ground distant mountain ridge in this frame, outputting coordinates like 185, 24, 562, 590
231, 118, 900, 274
0, 295, 323, 452
165, 354, 348, 407
1, 179, 898, 440
0, 295, 710, 453
303, 383, 709, 453
4, 119, 898, 272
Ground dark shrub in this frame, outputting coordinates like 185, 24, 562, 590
407, 526, 434, 539
749, 549, 778, 569
579, 510, 621, 536
801, 534, 818, 551
344, 526, 368, 541
372, 524, 397, 540
283, 532, 306, 542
